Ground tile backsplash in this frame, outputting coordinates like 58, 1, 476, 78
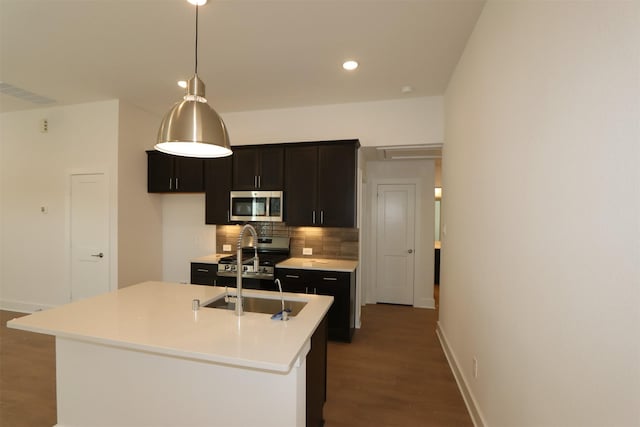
216, 223, 358, 260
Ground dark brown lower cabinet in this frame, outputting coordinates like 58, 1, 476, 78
190, 263, 218, 286
276, 268, 355, 342
307, 314, 328, 427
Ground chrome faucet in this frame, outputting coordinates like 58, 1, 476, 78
235, 224, 259, 316
274, 278, 289, 321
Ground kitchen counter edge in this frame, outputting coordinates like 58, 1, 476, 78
276, 257, 358, 273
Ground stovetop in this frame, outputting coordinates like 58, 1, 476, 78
218, 253, 289, 266
216, 236, 289, 278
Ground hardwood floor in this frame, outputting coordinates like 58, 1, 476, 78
1, 298, 471, 427
0, 310, 56, 427
324, 301, 472, 427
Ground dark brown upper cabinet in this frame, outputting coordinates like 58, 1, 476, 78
284, 140, 359, 227
232, 145, 284, 190
147, 150, 204, 193
204, 156, 233, 225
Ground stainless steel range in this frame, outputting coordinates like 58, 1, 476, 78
217, 237, 290, 286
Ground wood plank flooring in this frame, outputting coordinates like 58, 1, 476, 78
323, 302, 472, 427
0, 310, 56, 427
1, 299, 471, 427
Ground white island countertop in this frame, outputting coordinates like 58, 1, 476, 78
277, 257, 358, 272
7, 281, 332, 373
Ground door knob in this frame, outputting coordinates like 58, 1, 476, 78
408, 249, 413, 254
91, 252, 104, 258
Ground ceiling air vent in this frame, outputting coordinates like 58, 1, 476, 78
0, 82, 56, 105
376, 144, 442, 161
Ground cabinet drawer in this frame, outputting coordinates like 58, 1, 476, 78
275, 267, 355, 342
190, 263, 218, 286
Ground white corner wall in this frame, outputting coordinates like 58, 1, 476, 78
117, 102, 164, 288
0, 100, 119, 311
440, 2, 639, 426
161, 194, 216, 284
223, 96, 443, 147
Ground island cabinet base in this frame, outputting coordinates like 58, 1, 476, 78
54, 337, 308, 427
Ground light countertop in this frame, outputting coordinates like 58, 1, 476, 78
7, 281, 333, 373
191, 253, 229, 264
192, 254, 358, 273
276, 257, 358, 273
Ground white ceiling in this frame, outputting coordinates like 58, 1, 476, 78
0, 0, 485, 117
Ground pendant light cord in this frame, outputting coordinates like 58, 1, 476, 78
194, 4, 199, 75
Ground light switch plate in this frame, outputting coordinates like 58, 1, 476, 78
223, 244, 232, 252
302, 248, 313, 255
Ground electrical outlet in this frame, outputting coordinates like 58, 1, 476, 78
302, 248, 313, 255
472, 357, 478, 379
223, 244, 231, 252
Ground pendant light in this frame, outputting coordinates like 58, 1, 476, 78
155, 1, 232, 158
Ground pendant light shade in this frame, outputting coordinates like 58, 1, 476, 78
155, 3, 232, 158
155, 76, 232, 158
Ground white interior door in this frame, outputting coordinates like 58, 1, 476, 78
70, 173, 110, 301
376, 184, 415, 305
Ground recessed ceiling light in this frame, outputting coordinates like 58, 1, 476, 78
177, 80, 187, 88
401, 85, 413, 94
187, 0, 207, 5
342, 60, 359, 71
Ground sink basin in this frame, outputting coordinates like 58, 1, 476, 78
203, 295, 307, 317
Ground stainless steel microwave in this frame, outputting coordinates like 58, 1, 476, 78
229, 191, 283, 222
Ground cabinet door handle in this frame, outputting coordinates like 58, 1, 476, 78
258, 175, 261, 188
169, 178, 173, 190
320, 210, 324, 224
313, 288, 317, 294
322, 277, 338, 281
227, 210, 230, 222
254, 176, 258, 188
197, 269, 209, 273
305, 286, 309, 294
175, 178, 179, 190
91, 252, 104, 258
312, 211, 316, 224
286, 274, 300, 279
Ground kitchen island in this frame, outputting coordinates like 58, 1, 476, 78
7, 281, 332, 427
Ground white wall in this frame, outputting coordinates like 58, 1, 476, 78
364, 160, 435, 308
223, 96, 443, 147
161, 96, 444, 282
161, 194, 216, 284
0, 100, 119, 311
440, 2, 639, 426
117, 102, 164, 287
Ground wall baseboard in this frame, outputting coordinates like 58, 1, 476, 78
0, 299, 55, 314
436, 321, 487, 427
